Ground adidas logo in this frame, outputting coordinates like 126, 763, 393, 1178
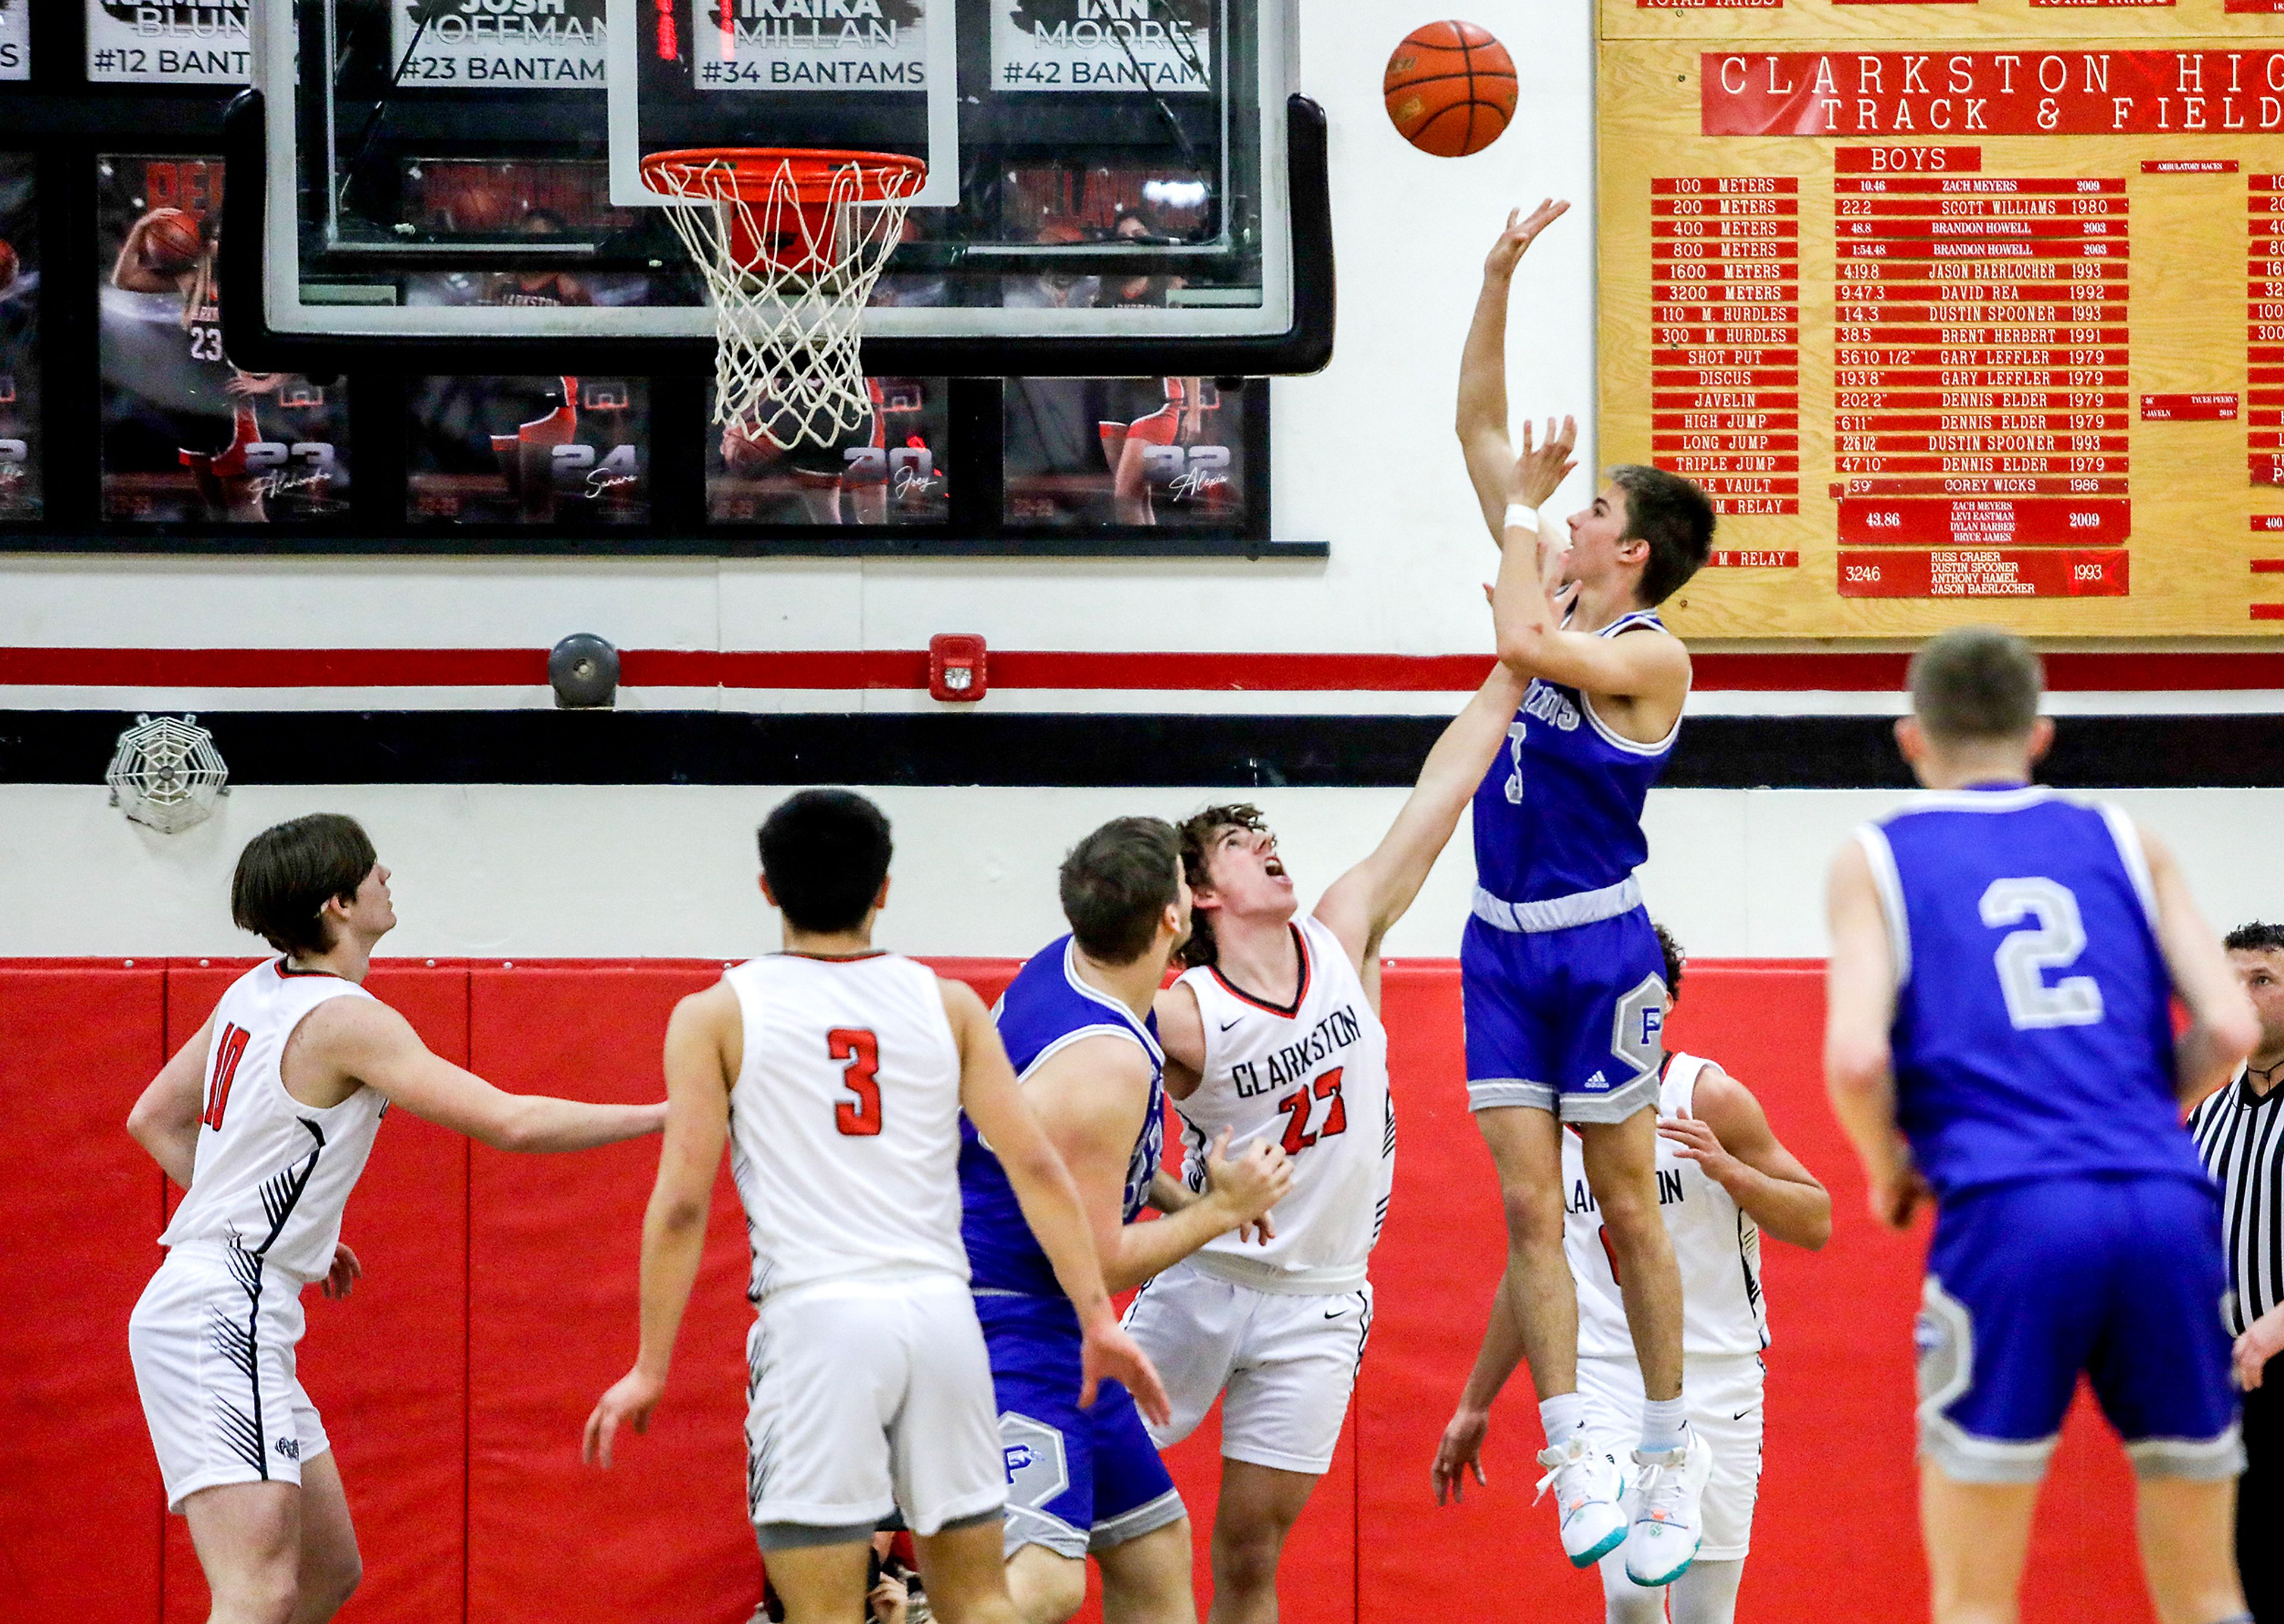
1586, 1070, 1607, 1086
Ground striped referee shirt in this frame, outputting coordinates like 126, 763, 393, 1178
2188, 1066, 2284, 1337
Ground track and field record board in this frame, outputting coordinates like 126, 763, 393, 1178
1598, 0, 2284, 636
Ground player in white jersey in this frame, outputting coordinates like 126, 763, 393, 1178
1128, 651, 1532, 1624
584, 790, 1166, 1624
125, 814, 664, 1624
1432, 926, 1831, 1624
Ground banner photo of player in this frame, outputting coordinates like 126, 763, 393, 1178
0, 155, 38, 521
391, 0, 608, 89
398, 160, 665, 310
407, 376, 650, 525
1003, 378, 1243, 529
0, 0, 29, 81
98, 156, 352, 525
694, 0, 927, 92
707, 378, 948, 526
993, 0, 1213, 95
87, 0, 251, 85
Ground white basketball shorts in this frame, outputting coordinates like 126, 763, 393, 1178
1576, 1352, 1765, 1561
1120, 1257, 1372, 1477
128, 1241, 331, 1515
745, 1273, 1006, 1540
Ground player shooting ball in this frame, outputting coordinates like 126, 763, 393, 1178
110, 204, 284, 522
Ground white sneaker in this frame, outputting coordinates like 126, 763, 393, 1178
1533, 1437, 1630, 1568
1624, 1426, 1714, 1588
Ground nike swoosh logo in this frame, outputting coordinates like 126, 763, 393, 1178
1219, 1018, 1243, 1031
1323, 1305, 1347, 1318
1732, 1408, 1753, 1420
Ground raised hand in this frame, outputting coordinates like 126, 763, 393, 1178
1483, 199, 1571, 281
1509, 414, 1578, 511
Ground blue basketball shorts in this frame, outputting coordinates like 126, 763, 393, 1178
975, 1292, 1185, 1560
1460, 906, 1667, 1124
1916, 1174, 2242, 1483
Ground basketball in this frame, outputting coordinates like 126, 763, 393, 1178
0, 240, 15, 292
139, 206, 203, 275
1383, 21, 1518, 158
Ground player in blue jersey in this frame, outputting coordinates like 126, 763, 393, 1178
1825, 627, 2257, 1624
1447, 200, 1719, 1588
963, 816, 1292, 1624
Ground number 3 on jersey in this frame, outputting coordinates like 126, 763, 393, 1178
828, 1028, 883, 1136
1276, 1066, 1347, 1154
202, 1022, 250, 1131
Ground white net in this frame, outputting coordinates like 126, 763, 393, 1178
106, 714, 229, 835
647, 152, 923, 451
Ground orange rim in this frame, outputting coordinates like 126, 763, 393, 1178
638, 147, 927, 203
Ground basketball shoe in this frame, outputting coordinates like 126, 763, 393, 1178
1623, 1425, 1714, 1587
1533, 1436, 1629, 1567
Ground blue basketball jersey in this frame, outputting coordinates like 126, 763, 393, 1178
1859, 785, 2207, 1201
1472, 611, 1681, 906
959, 935, 1166, 1298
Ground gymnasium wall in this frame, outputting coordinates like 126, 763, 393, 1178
0, 957, 2156, 1624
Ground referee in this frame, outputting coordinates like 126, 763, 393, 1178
2190, 921, 2284, 1621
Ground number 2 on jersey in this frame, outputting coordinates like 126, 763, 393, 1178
1275, 1067, 1347, 1154
827, 1028, 883, 1136
1980, 877, 2105, 1031
203, 1022, 250, 1131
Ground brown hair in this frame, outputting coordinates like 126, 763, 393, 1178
1060, 816, 1183, 966
231, 813, 378, 957
1173, 803, 1270, 969
1907, 627, 2044, 742
1609, 465, 1716, 608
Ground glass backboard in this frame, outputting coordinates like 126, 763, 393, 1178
227, 0, 1331, 375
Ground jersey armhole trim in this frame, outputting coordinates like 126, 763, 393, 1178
2095, 802, 2161, 935
1014, 1023, 1153, 1085
1855, 825, 1912, 989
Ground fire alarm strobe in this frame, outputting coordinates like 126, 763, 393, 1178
929, 634, 987, 702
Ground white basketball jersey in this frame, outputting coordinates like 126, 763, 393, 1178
1564, 1053, 1768, 1359
158, 960, 386, 1285
1172, 914, 1392, 1293
724, 953, 970, 1302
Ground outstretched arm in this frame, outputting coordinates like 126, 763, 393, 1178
583, 983, 737, 1465
946, 984, 1169, 1422
128, 1015, 213, 1190
1432, 1276, 1530, 1505
1457, 200, 1570, 545
2139, 825, 2258, 1105
332, 999, 667, 1152
1822, 837, 1925, 1230
1314, 663, 1527, 975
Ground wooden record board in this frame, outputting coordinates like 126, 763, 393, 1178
1598, 0, 2284, 637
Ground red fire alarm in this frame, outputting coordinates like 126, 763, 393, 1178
929, 633, 988, 702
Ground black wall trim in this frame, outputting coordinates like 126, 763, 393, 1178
2, 711, 2278, 790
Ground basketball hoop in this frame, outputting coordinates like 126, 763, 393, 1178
639, 148, 927, 450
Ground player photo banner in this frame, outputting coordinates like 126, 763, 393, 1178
407, 376, 650, 526
87, 0, 251, 85
695, 0, 926, 92
0, 156, 38, 520
0, 0, 30, 81
994, 1, 1212, 95
1004, 378, 1243, 529
392, 0, 608, 89
707, 376, 949, 526
98, 156, 351, 525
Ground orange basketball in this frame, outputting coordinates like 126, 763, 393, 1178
1383, 21, 1518, 158
141, 206, 204, 274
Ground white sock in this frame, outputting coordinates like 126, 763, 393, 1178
1639, 1396, 1687, 1455
1539, 1391, 1586, 1450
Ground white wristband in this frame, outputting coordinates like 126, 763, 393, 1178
1502, 502, 1540, 536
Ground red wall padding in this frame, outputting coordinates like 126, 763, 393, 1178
0, 959, 2157, 1624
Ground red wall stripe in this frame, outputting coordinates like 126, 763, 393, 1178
4, 646, 2284, 693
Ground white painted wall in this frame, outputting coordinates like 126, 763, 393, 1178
7, 783, 2278, 961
